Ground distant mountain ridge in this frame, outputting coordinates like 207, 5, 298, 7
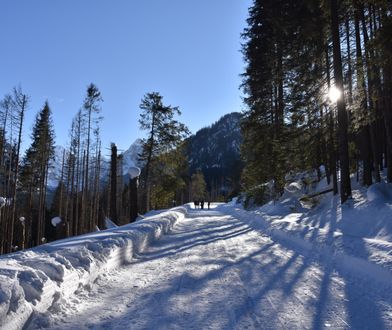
186, 112, 243, 198
187, 112, 242, 169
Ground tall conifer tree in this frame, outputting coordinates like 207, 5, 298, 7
20, 101, 55, 245
138, 92, 189, 212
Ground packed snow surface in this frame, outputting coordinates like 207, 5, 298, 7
1, 182, 392, 329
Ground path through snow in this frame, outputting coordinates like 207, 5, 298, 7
28, 206, 392, 329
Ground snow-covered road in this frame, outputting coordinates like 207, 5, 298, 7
28, 206, 392, 329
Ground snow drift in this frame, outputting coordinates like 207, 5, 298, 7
0, 207, 187, 330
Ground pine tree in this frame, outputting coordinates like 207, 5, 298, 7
330, 0, 352, 202
149, 142, 189, 209
191, 171, 207, 202
20, 101, 55, 246
82, 83, 102, 232
110, 143, 118, 223
241, 0, 391, 206
241, 0, 327, 199
138, 92, 189, 212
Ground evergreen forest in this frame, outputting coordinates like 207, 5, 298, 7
241, 0, 392, 204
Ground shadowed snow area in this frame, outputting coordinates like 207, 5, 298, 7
26, 204, 392, 330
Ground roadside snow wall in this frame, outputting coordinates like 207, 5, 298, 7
0, 207, 187, 330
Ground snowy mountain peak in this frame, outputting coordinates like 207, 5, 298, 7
120, 138, 143, 175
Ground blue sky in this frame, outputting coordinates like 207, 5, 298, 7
0, 0, 251, 153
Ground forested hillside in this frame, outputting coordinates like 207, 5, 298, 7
187, 112, 243, 200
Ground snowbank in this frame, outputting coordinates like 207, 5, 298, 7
0, 207, 187, 330
223, 174, 392, 288
221, 199, 392, 291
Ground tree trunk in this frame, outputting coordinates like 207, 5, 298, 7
354, 3, 373, 186
110, 144, 117, 223
9, 94, 26, 252
359, 3, 381, 182
345, 16, 353, 106
129, 177, 138, 222
325, 46, 338, 194
330, 0, 352, 202
144, 112, 157, 212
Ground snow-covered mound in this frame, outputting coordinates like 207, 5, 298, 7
367, 182, 392, 203
0, 207, 187, 330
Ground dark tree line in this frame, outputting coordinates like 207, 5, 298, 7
57, 83, 104, 238
241, 0, 392, 204
0, 87, 29, 253
0, 86, 197, 254
0, 84, 105, 253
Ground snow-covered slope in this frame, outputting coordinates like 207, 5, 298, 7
229, 187, 392, 269
187, 112, 242, 171
186, 112, 243, 196
232, 171, 392, 274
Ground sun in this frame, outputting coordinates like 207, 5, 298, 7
328, 86, 342, 103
